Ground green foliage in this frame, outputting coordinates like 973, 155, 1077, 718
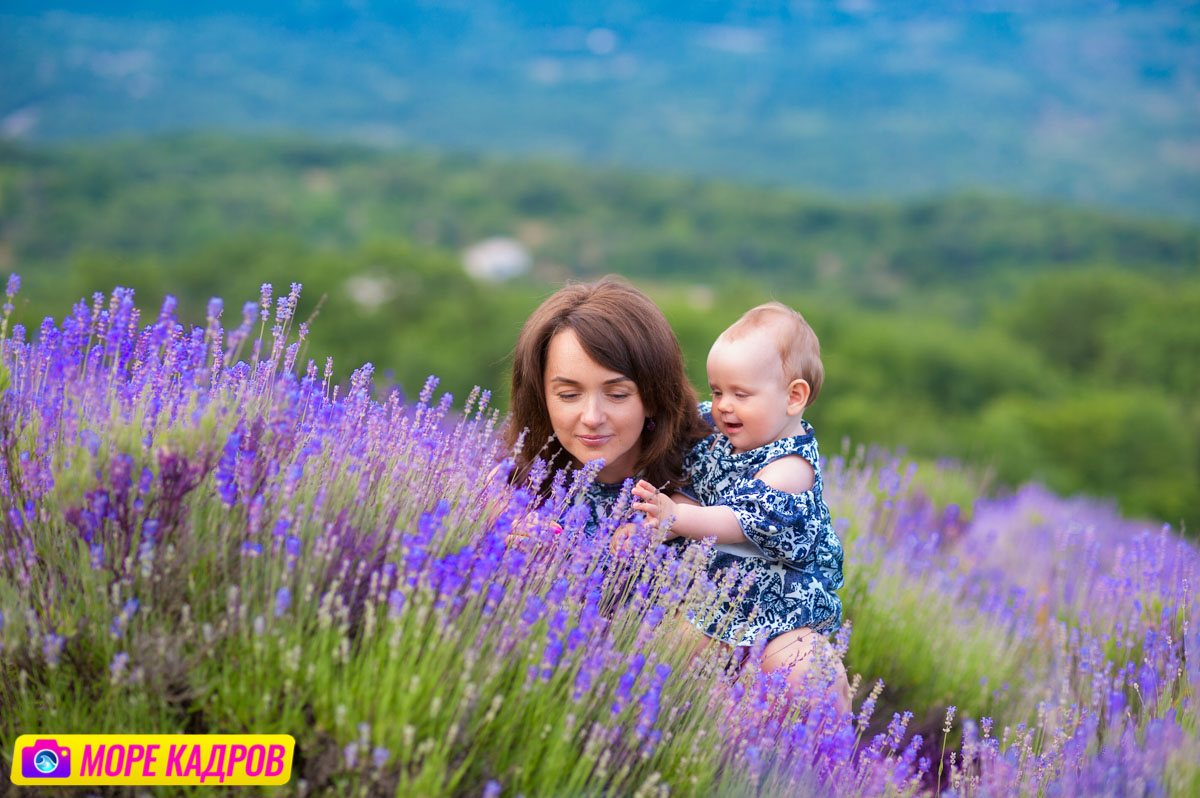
7, 136, 1198, 300
998, 269, 1159, 374
4, 136, 1200, 532
979, 390, 1198, 526
1101, 283, 1200, 397
825, 314, 1059, 414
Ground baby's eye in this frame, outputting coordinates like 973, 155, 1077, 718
735, 392, 749, 399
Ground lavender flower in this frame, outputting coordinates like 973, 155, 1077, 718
43, 632, 65, 667
388, 590, 405, 618
109, 652, 129, 683
259, 283, 272, 322
274, 587, 292, 617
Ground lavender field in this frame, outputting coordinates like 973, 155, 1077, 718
1, 278, 1197, 797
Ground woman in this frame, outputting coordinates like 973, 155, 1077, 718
505, 278, 851, 712
505, 279, 710, 533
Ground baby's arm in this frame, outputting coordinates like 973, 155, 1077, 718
631, 480, 748, 544
609, 493, 702, 555
729, 454, 823, 563
632, 454, 815, 545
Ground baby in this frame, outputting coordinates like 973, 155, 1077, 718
632, 302, 846, 702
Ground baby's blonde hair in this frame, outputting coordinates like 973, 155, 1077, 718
717, 301, 824, 406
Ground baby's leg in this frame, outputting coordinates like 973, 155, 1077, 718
660, 613, 740, 677
669, 614, 711, 657
761, 627, 852, 716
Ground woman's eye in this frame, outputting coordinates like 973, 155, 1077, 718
608, 393, 630, 401
557, 392, 580, 401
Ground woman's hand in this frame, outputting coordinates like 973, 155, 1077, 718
608, 522, 638, 555
505, 519, 534, 548
506, 516, 563, 547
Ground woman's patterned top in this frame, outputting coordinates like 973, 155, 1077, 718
682, 402, 844, 646
576, 478, 633, 539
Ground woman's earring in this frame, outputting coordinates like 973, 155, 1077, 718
645, 418, 656, 431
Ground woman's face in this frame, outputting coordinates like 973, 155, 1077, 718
544, 328, 647, 483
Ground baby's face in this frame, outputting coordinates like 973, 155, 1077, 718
706, 329, 805, 453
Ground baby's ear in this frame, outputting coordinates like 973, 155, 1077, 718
786, 379, 810, 416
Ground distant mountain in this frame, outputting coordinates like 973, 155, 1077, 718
3, 2, 1198, 218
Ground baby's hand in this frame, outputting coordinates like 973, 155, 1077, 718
631, 479, 676, 529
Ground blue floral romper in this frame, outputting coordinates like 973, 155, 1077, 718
682, 402, 844, 646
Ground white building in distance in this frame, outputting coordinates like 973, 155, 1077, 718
463, 237, 532, 282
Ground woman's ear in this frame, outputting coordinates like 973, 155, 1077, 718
786, 379, 811, 416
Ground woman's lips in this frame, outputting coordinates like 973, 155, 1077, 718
577, 434, 613, 447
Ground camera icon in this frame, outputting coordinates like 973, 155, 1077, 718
22, 739, 71, 778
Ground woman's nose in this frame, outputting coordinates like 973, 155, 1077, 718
581, 395, 605, 426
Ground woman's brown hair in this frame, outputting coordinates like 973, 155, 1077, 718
506, 278, 711, 491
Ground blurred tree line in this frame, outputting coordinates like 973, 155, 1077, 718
2, 136, 1197, 533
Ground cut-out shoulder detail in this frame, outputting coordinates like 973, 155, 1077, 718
753, 454, 814, 494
